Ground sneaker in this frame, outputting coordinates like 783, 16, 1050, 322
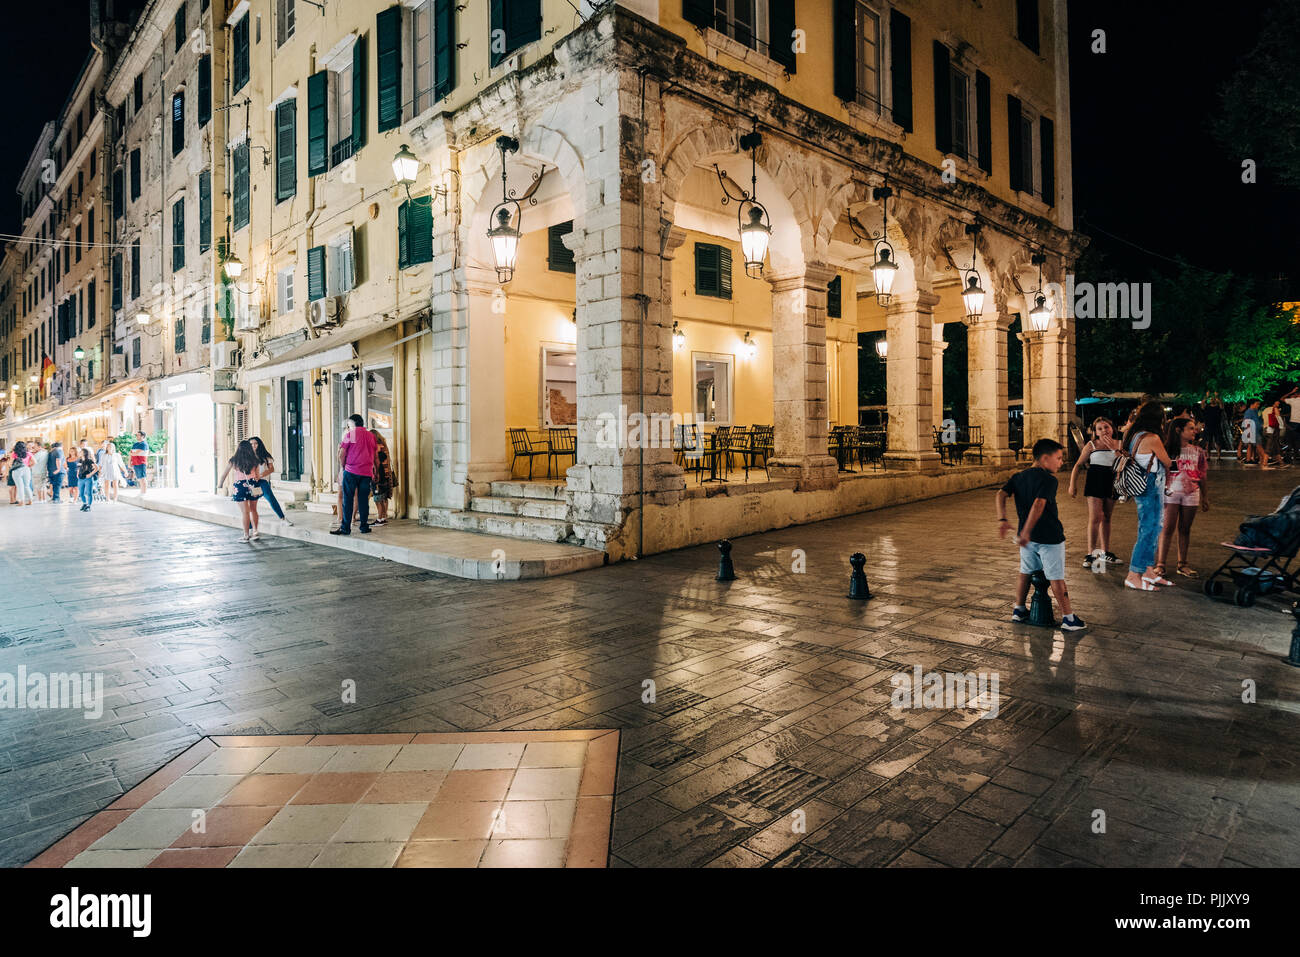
1060, 614, 1087, 631
250, 530, 260, 541
330, 527, 350, 536
1244, 461, 1259, 467
1103, 552, 1120, 564
371, 518, 386, 526
1082, 554, 1095, 569
281, 518, 294, 526
360, 525, 371, 534
240, 533, 250, 542
1011, 606, 1029, 623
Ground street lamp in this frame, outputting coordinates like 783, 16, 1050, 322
958, 224, 985, 324
486, 135, 549, 284
875, 337, 888, 360
223, 253, 243, 280
136, 311, 152, 325
672, 321, 685, 351
742, 331, 757, 360
712, 126, 772, 279
393, 144, 419, 197
848, 185, 899, 306
1027, 252, 1052, 333
73, 345, 85, 361
313, 376, 325, 397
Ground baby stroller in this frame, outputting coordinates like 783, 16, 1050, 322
1203, 486, 1300, 607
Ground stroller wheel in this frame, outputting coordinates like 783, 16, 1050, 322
1233, 586, 1257, 608
1204, 579, 1224, 598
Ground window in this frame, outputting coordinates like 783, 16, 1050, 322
710, 0, 767, 54
201, 302, 211, 344
332, 64, 353, 163
412, 1, 434, 115
132, 337, 141, 369
1017, 0, 1040, 54
307, 245, 326, 301
130, 239, 141, 299
327, 229, 355, 294
275, 100, 297, 200
113, 168, 124, 219
542, 345, 577, 427
232, 14, 250, 94
197, 55, 212, 127
174, 316, 186, 354
172, 198, 185, 272
397, 195, 432, 268
692, 353, 734, 425
855, 3, 881, 113
129, 149, 141, 200
75, 225, 82, 263
134, 74, 144, 114
199, 169, 211, 252
87, 280, 95, 329
175, 3, 186, 52
694, 242, 733, 299
277, 267, 295, 314
949, 64, 971, 162
87, 207, 94, 251
933, 43, 990, 171
277, 0, 295, 47
172, 91, 185, 156
489, 0, 541, 67
547, 221, 575, 273
827, 275, 842, 318
232, 142, 250, 230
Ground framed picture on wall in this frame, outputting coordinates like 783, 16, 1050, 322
692, 352, 733, 426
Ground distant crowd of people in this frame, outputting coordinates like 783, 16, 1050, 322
1192, 390, 1300, 469
0, 432, 152, 512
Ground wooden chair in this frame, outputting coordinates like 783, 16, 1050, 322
547, 427, 576, 478
508, 428, 547, 479
964, 424, 985, 464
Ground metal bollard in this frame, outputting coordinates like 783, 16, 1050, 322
847, 552, 872, 600
1285, 604, 1300, 668
1028, 570, 1056, 627
716, 540, 736, 581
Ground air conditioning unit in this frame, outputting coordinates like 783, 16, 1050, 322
110, 353, 126, 379
213, 340, 241, 368
309, 296, 339, 327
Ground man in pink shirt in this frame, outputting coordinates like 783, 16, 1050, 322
331, 413, 378, 535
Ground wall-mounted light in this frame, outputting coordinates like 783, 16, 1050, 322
713, 125, 772, 279
392, 143, 419, 198
959, 223, 985, 324
30, 374, 39, 384
135, 311, 152, 325
874, 337, 888, 360
313, 376, 325, 397
367, 372, 377, 395
672, 321, 685, 351
742, 331, 757, 360
222, 253, 243, 280
849, 184, 898, 306
73, 345, 85, 361
1027, 252, 1051, 333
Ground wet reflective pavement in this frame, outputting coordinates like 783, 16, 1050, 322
2, 461, 1298, 867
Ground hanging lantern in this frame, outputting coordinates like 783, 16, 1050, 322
672, 321, 685, 351
135, 311, 152, 325
1027, 251, 1051, 333
392, 144, 419, 190
961, 273, 986, 322
486, 136, 528, 283
223, 254, 243, 280
74, 345, 85, 361
874, 337, 889, 360
871, 245, 898, 305
739, 205, 771, 278
713, 127, 772, 279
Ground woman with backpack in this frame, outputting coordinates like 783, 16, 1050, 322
1120, 401, 1174, 591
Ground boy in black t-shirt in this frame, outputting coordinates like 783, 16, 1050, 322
995, 438, 1086, 630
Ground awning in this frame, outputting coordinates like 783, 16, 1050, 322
242, 313, 412, 383
1, 378, 147, 433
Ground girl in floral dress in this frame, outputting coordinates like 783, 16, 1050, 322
1155, 417, 1210, 578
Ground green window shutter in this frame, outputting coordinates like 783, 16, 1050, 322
718, 246, 732, 300
232, 15, 249, 93
199, 169, 211, 252
1006, 95, 1023, 192
827, 275, 842, 318
434, 0, 456, 101
398, 199, 409, 270
376, 6, 402, 132
130, 240, 140, 298
111, 254, 122, 310
276, 101, 297, 200
695, 243, 719, 297
172, 199, 185, 272
933, 42, 952, 154
547, 222, 575, 273
351, 34, 367, 149
233, 143, 250, 230
198, 55, 211, 127
889, 9, 912, 132
407, 196, 433, 265
307, 245, 326, 300
112, 167, 124, 219
130, 149, 141, 200
768, 0, 796, 73
975, 70, 992, 174
307, 71, 328, 176
87, 281, 95, 329
682, 0, 711, 30
832, 0, 855, 102
1040, 116, 1055, 206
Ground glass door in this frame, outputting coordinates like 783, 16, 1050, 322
330, 371, 354, 491
364, 364, 395, 450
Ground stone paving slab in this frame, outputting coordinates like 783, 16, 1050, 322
2, 460, 1299, 868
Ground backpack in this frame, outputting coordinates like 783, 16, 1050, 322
1113, 431, 1157, 499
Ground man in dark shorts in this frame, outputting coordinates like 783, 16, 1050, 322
129, 431, 149, 494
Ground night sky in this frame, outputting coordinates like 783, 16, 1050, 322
1, 0, 1294, 290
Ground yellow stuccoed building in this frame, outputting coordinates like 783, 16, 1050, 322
79, 0, 1083, 568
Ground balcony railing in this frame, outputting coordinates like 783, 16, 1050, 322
330, 137, 355, 169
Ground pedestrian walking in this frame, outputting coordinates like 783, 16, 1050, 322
76, 449, 100, 512
996, 437, 1087, 631
371, 429, 394, 526
9, 442, 35, 505
1263, 400, 1286, 468
129, 431, 149, 494
1068, 416, 1121, 570
100, 442, 124, 501
1154, 417, 1209, 579
247, 437, 292, 525
1201, 392, 1227, 458
31, 444, 49, 502
330, 414, 377, 536
47, 442, 66, 502
1240, 400, 1264, 466
218, 440, 264, 543
1122, 401, 1173, 591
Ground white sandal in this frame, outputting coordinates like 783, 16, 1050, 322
1125, 579, 1155, 591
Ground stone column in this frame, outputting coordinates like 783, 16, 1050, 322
885, 289, 942, 471
767, 263, 840, 490
968, 313, 1016, 464
1021, 324, 1071, 450
932, 325, 948, 428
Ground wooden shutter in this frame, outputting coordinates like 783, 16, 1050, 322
376, 6, 402, 132
408, 196, 433, 265
233, 143, 250, 229
1006, 95, 1023, 192
975, 70, 992, 174
490, 0, 506, 67
198, 55, 211, 127
548, 222, 575, 273
351, 34, 367, 149
1040, 116, 1055, 206
398, 199, 409, 269
718, 246, 733, 300
276, 101, 297, 201
683, 0, 711, 29
111, 254, 122, 310
172, 199, 184, 272
307, 245, 326, 300
112, 168, 124, 219
933, 42, 951, 154
434, 0, 456, 101
87, 281, 95, 329
832, 0, 856, 102
827, 275, 842, 318
769, 0, 796, 73
889, 9, 912, 131
695, 243, 718, 296
508, 0, 541, 51
233, 15, 249, 93
199, 169, 211, 252
130, 149, 141, 200
307, 71, 328, 176
1017, 0, 1040, 54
